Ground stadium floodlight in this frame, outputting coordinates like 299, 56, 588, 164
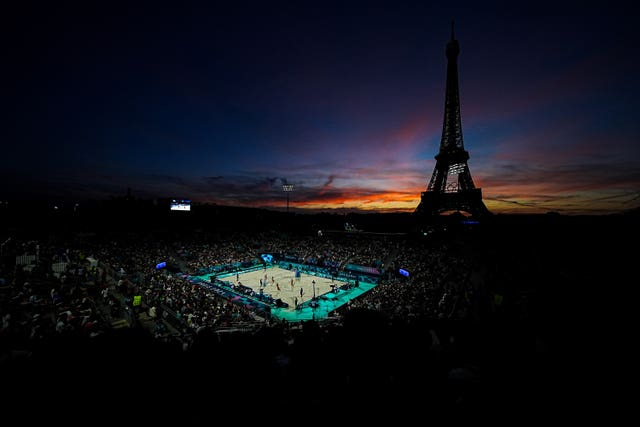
282, 184, 294, 213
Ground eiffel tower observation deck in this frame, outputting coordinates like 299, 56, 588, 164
415, 23, 491, 220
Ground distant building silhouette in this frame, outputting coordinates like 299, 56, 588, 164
415, 22, 490, 219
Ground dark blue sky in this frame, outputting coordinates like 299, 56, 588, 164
3, 1, 639, 214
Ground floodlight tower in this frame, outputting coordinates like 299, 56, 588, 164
282, 184, 294, 213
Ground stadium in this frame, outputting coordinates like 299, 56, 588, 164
1, 200, 633, 423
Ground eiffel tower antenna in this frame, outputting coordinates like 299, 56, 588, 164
415, 24, 491, 220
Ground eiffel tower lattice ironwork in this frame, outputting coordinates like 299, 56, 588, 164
415, 23, 491, 219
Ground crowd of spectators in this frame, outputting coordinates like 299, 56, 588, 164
1, 214, 615, 423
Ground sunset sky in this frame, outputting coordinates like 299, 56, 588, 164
3, 1, 639, 215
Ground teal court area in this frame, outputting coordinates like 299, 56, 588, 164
191, 264, 377, 322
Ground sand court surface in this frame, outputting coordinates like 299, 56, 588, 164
223, 265, 341, 309
210, 265, 376, 321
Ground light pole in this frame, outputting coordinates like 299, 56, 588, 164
282, 184, 294, 213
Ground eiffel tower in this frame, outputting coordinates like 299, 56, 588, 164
415, 23, 491, 219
